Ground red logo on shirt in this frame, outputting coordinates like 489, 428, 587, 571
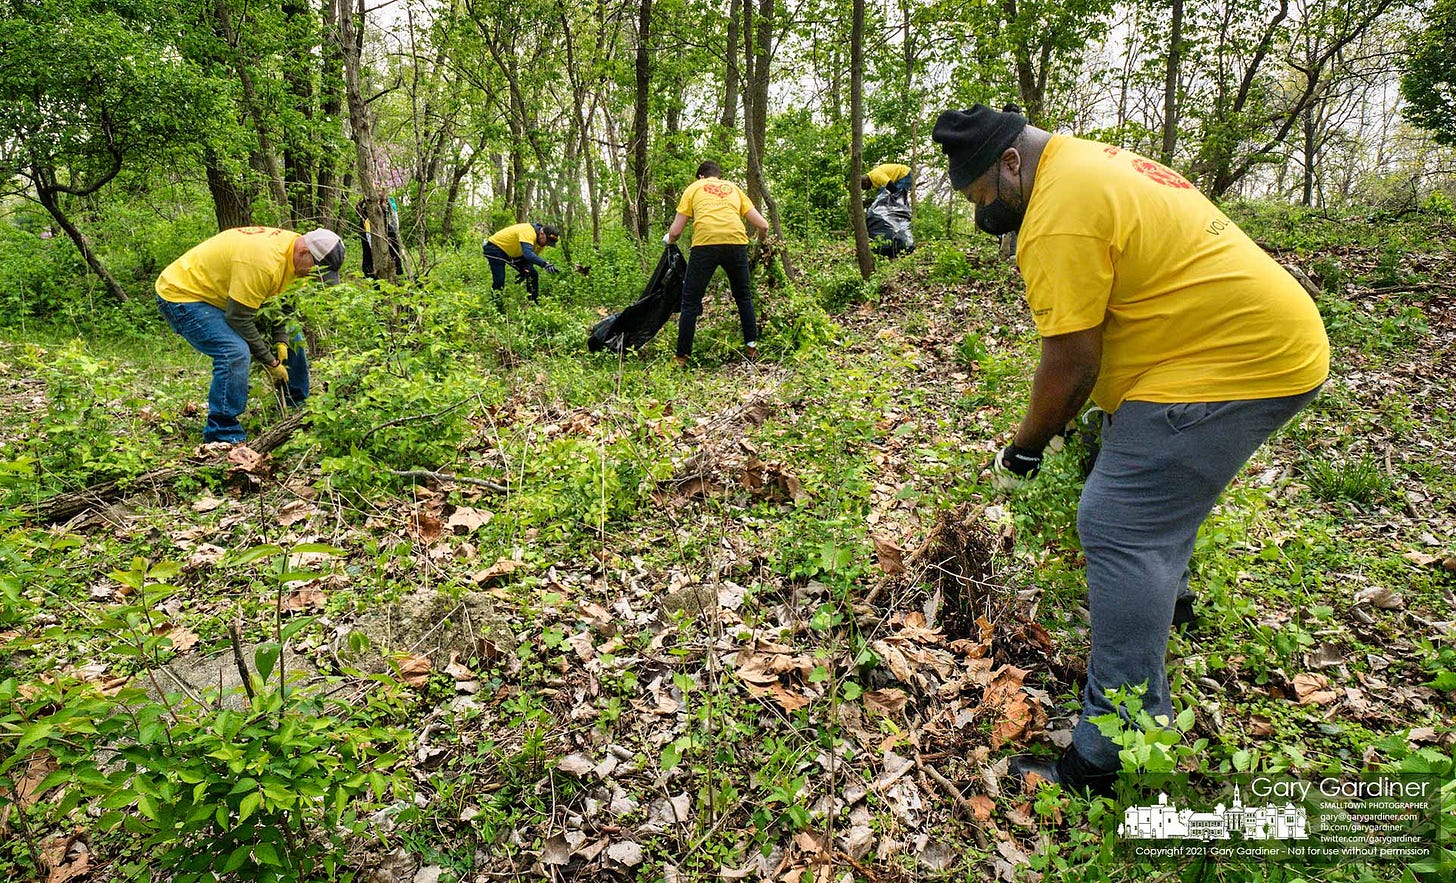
702, 183, 735, 198
1130, 158, 1194, 189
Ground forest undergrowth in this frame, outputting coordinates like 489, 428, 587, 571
2, 207, 1454, 882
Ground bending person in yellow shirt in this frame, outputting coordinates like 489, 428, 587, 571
664, 161, 770, 365
156, 226, 343, 445
483, 222, 560, 306
933, 105, 1328, 794
860, 162, 914, 195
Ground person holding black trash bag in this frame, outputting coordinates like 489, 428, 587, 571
483, 222, 560, 305
859, 162, 914, 196
664, 161, 770, 366
860, 162, 916, 258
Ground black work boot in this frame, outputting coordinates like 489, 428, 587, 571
1172, 595, 1199, 632
1009, 744, 1119, 797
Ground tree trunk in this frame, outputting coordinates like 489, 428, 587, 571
1001, 0, 1044, 123
1302, 102, 1316, 206
849, 0, 873, 279
719, 0, 741, 132
584, 102, 602, 245
282, 0, 320, 225
741, 0, 792, 276
603, 108, 634, 232
628, 0, 653, 239
1160, 0, 1184, 165
901, 0, 917, 211
337, 0, 391, 281
662, 102, 681, 222
214, 0, 290, 215
205, 152, 254, 229
316, 0, 344, 227
33, 177, 129, 302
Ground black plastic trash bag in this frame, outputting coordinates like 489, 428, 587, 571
588, 244, 686, 353
866, 187, 915, 258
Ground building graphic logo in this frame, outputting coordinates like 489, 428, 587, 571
1119, 785, 1309, 841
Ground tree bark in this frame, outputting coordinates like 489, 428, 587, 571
719, 0, 741, 132
317, 0, 345, 226
741, 0, 792, 277
1159, 0, 1183, 165
214, 0, 291, 215
282, 0, 320, 225
628, 0, 653, 238
849, 0, 873, 279
204, 152, 255, 229
337, 0, 391, 281
901, 0, 918, 211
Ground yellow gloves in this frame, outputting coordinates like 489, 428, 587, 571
264, 360, 289, 384
275, 342, 289, 364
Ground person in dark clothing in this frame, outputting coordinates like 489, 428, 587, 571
663, 161, 770, 366
357, 195, 404, 278
483, 221, 560, 305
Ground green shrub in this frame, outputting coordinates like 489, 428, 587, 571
2, 553, 412, 881
817, 267, 872, 313
928, 243, 972, 282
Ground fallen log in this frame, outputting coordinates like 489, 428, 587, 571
26, 410, 308, 526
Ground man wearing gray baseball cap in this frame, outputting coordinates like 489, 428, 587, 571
156, 226, 344, 444
934, 105, 1328, 795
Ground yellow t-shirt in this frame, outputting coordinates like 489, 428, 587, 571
676, 178, 755, 246
156, 227, 299, 310
866, 163, 911, 188
1017, 136, 1329, 412
487, 222, 539, 258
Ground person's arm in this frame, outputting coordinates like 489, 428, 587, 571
745, 208, 770, 240
270, 300, 296, 345
518, 240, 551, 269
1013, 326, 1103, 452
665, 212, 689, 243
224, 261, 281, 364
224, 299, 278, 363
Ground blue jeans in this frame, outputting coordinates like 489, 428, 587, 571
483, 242, 538, 302
157, 297, 309, 443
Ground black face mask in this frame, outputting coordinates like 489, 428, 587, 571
974, 163, 1026, 236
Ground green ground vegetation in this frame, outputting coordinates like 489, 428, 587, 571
2, 204, 1454, 882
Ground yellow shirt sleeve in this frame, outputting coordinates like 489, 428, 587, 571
1019, 233, 1114, 337
675, 181, 701, 217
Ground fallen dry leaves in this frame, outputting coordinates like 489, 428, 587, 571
394, 654, 432, 688
1293, 672, 1338, 705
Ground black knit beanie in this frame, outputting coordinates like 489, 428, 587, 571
933, 105, 1028, 190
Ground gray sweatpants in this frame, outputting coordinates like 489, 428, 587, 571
1072, 386, 1321, 769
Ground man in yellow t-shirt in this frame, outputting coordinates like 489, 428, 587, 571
933, 105, 1329, 793
664, 160, 771, 364
483, 222, 560, 306
156, 226, 344, 444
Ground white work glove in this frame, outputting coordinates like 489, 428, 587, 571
662, 233, 672, 245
